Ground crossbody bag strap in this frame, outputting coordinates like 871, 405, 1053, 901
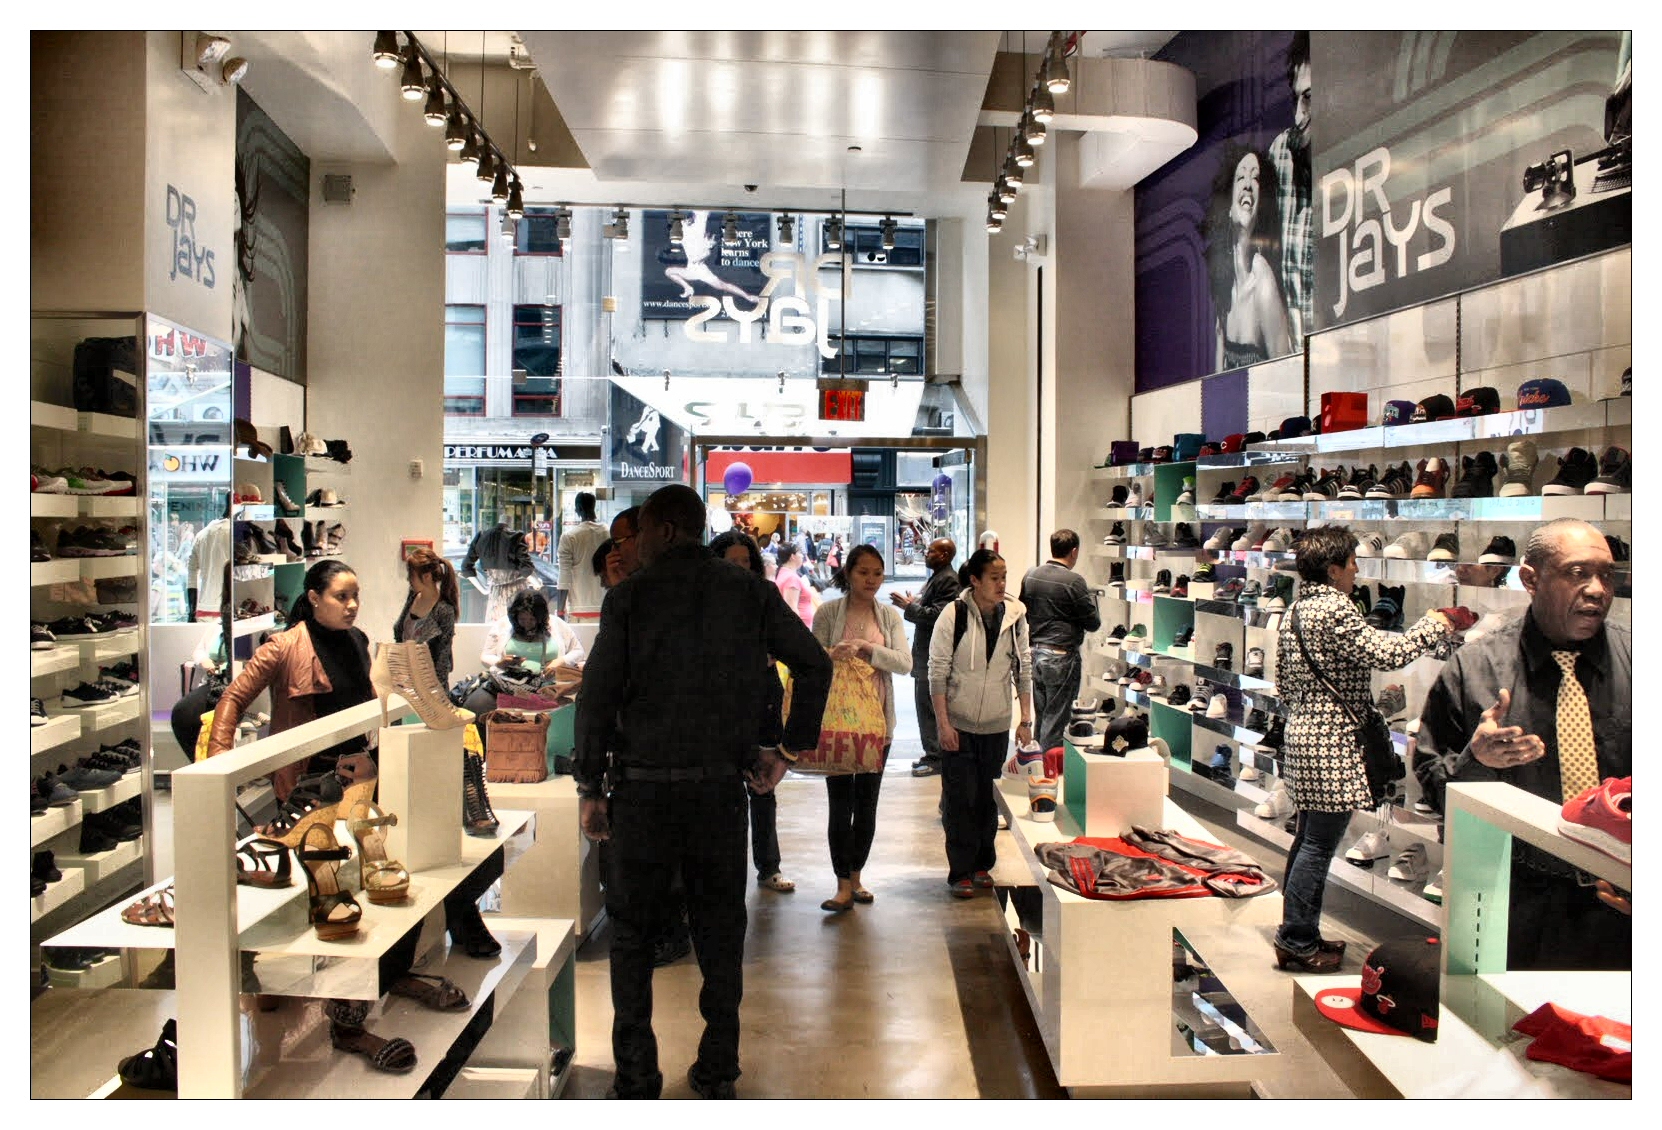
1290, 603, 1364, 729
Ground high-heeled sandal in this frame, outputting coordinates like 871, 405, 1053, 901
462, 751, 500, 838
236, 837, 293, 888
1272, 942, 1344, 972
118, 1018, 177, 1091
298, 824, 363, 940
258, 796, 339, 848
372, 641, 469, 730
346, 800, 410, 904
120, 886, 175, 927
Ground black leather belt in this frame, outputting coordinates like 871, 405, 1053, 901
613, 764, 739, 783
1034, 645, 1072, 654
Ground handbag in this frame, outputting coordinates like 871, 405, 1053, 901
480, 709, 552, 783
785, 656, 889, 776
1290, 605, 1402, 805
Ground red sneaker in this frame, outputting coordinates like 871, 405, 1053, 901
1558, 777, 1631, 865
973, 871, 995, 888
949, 879, 976, 899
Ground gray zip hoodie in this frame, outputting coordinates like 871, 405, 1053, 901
928, 592, 1033, 734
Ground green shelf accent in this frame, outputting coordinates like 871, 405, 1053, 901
1150, 704, 1191, 768
1445, 807, 1513, 977
1063, 738, 1090, 829
1152, 594, 1195, 653
1151, 461, 1196, 523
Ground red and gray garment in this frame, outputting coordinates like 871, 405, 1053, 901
1034, 827, 1277, 901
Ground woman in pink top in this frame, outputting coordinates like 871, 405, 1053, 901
774, 543, 816, 626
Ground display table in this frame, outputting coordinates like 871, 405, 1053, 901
994, 764, 1283, 1096
488, 775, 606, 936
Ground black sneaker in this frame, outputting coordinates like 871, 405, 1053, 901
1365, 585, 1406, 631
1108, 563, 1126, 590
31, 529, 51, 562
1104, 522, 1126, 546
1450, 451, 1499, 498
1301, 466, 1347, 501
33, 850, 62, 883
1172, 625, 1195, 647
1255, 716, 1286, 750
1192, 562, 1216, 582
47, 616, 105, 640
1276, 470, 1314, 501
1585, 446, 1631, 495
1427, 533, 1460, 562
1167, 684, 1192, 707
78, 818, 119, 853
1213, 642, 1234, 671
85, 808, 142, 842
1152, 569, 1173, 595
1238, 579, 1262, 606
1352, 583, 1372, 616
1172, 574, 1190, 598
1338, 464, 1376, 500
36, 774, 77, 807
61, 682, 117, 709
90, 610, 139, 633
1245, 707, 1270, 731
1209, 481, 1237, 504
31, 699, 49, 728
1109, 485, 1129, 506
31, 623, 55, 650
1172, 523, 1201, 549
1366, 461, 1414, 499
57, 761, 121, 790
1604, 534, 1630, 563
1478, 536, 1516, 565
1541, 448, 1598, 495
1107, 625, 1129, 645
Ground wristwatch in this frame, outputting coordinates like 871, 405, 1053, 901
774, 744, 799, 765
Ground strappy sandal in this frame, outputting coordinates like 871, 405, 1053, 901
235, 837, 293, 888
120, 887, 175, 927
258, 790, 340, 847
389, 972, 470, 1012
330, 1022, 417, 1074
346, 801, 410, 904
118, 1018, 177, 1091
299, 824, 363, 940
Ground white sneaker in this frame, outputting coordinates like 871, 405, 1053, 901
1261, 527, 1295, 552
1245, 647, 1266, 677
1421, 871, 1444, 904
1204, 693, 1228, 719
1383, 532, 1429, 560
1344, 829, 1391, 866
1232, 525, 1266, 552
1254, 782, 1292, 820
1387, 842, 1431, 882
1126, 481, 1145, 509
1238, 761, 1261, 782
1175, 477, 1196, 506
1203, 527, 1235, 551
1354, 531, 1387, 558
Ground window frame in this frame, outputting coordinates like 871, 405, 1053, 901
445, 209, 488, 255
514, 207, 565, 256
820, 334, 926, 376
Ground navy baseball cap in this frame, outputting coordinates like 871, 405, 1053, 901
1382, 399, 1417, 426
1278, 416, 1313, 438
1517, 378, 1573, 409
1104, 714, 1148, 757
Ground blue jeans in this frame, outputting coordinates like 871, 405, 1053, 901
1030, 647, 1082, 755
1273, 809, 1352, 956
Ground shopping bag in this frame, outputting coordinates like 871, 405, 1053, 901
785, 657, 888, 776
1320, 391, 1370, 434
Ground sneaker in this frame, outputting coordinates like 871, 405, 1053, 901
1204, 693, 1229, 719
1192, 562, 1217, 583
1107, 563, 1126, 592
1144, 525, 1168, 549
31, 699, 49, 728
1209, 481, 1237, 505
1450, 451, 1499, 498
1387, 843, 1432, 883
1352, 583, 1372, 616
1421, 871, 1444, 904
1478, 536, 1516, 565
1171, 625, 1194, 647
1108, 485, 1129, 507
1125, 481, 1145, 509
1367, 461, 1414, 499
910, 759, 940, 778
1254, 781, 1292, 820
1584, 446, 1631, 495
1175, 478, 1197, 507
1541, 447, 1598, 495
31, 623, 56, 650
1261, 527, 1296, 553
1205, 744, 1234, 778
1409, 457, 1451, 499
1171, 523, 1200, 549
1149, 674, 1169, 695
56, 760, 121, 790
1354, 531, 1387, 558
1124, 624, 1149, 648
1229, 477, 1260, 503
1103, 522, 1126, 546
1262, 575, 1293, 612
1105, 625, 1129, 648
1203, 526, 1237, 551
1557, 776, 1631, 865
1383, 532, 1429, 560
1426, 532, 1460, 562
31, 529, 52, 562
1255, 716, 1286, 751
1189, 681, 1212, 712
1376, 684, 1408, 721
1244, 647, 1265, 678
1338, 464, 1377, 500
1251, 473, 1298, 502
1152, 569, 1172, 595
52, 467, 121, 496
61, 681, 118, 708
1365, 585, 1405, 630
1214, 578, 1244, 602
1232, 524, 1265, 551
1172, 574, 1190, 598
1496, 439, 1539, 497
1167, 684, 1193, 707
57, 526, 125, 558
1238, 580, 1262, 607
949, 878, 976, 899
1344, 829, 1390, 867
78, 819, 120, 853
1276, 470, 1313, 502
1302, 466, 1347, 501
31, 466, 69, 494
1238, 757, 1261, 782
1212, 642, 1233, 670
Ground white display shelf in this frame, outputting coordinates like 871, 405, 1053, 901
74, 556, 140, 580
1445, 781, 1630, 891
79, 773, 142, 812
78, 495, 141, 518
242, 931, 539, 1100
68, 694, 144, 733
305, 504, 350, 517
1194, 449, 1308, 470
44, 952, 126, 990
31, 713, 82, 753
30, 400, 80, 431
57, 834, 145, 885
1166, 762, 1251, 810
231, 612, 277, 638
30, 493, 78, 518
1234, 810, 1441, 928
304, 456, 351, 475
78, 410, 139, 439
79, 632, 144, 662
1090, 462, 1173, 481
489, 777, 606, 935
31, 800, 84, 847
31, 559, 80, 586
442, 1066, 543, 1100
234, 503, 275, 521
231, 563, 275, 582
31, 870, 87, 923
1604, 494, 1631, 521
31, 646, 81, 678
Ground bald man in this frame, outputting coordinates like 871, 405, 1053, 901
892, 538, 962, 776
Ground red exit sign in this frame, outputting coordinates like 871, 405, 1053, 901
819, 389, 865, 421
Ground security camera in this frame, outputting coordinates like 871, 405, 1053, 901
744, 184, 758, 193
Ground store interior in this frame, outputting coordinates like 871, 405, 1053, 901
26, 27, 1633, 1100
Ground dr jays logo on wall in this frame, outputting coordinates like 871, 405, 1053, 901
684, 252, 848, 358
1320, 148, 1455, 319
166, 185, 217, 289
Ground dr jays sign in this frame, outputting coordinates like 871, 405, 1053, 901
166, 185, 218, 289
683, 251, 850, 359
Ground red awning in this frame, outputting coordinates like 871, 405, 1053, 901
705, 450, 852, 486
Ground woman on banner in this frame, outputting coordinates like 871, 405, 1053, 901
1206, 144, 1292, 371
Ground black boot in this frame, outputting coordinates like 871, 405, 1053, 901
462, 752, 499, 838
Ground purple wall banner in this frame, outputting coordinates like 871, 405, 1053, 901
1201, 369, 1251, 441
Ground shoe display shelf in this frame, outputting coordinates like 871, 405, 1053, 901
38, 696, 575, 1098
992, 756, 1282, 1096
32, 868, 87, 924
31, 799, 84, 848
31, 712, 83, 754
230, 610, 277, 638
1291, 781, 1629, 1098
487, 776, 608, 938
44, 951, 126, 990
30, 493, 143, 520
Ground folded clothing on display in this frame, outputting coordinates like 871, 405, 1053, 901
1511, 1003, 1631, 1083
1034, 827, 1277, 901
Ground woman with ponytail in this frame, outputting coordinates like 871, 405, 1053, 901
394, 547, 461, 690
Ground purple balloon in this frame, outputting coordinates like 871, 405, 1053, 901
723, 462, 753, 496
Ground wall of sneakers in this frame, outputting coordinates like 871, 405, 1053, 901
1078, 392, 1631, 931
30, 314, 153, 980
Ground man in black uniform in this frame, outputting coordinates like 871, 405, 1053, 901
891, 537, 960, 777
575, 484, 831, 1099
1419, 518, 1630, 970
1018, 529, 1102, 754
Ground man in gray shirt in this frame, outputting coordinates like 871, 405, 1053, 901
1418, 519, 1629, 970
1017, 530, 1102, 754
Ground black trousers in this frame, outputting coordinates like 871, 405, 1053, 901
378, 847, 505, 989
912, 653, 941, 763
824, 758, 886, 879
1507, 864, 1632, 971
941, 730, 1008, 884
747, 782, 781, 879
606, 777, 749, 1097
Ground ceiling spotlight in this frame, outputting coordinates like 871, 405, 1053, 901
491, 163, 510, 202
556, 207, 573, 241
1003, 157, 1025, 189
607, 207, 629, 240
777, 213, 795, 243
996, 176, 1017, 204
506, 178, 526, 220
372, 31, 402, 69
986, 213, 1004, 233
458, 128, 480, 169
1014, 136, 1036, 167
423, 78, 447, 126
988, 192, 1008, 221
1045, 41, 1072, 94
221, 57, 249, 86
445, 109, 467, 150
826, 215, 844, 251
500, 211, 517, 243
880, 216, 897, 250
399, 47, 425, 101
722, 210, 740, 245
1024, 113, 1047, 146
1031, 84, 1055, 123
476, 148, 496, 183
668, 210, 685, 246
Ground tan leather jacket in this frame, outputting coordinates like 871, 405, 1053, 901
208, 622, 333, 798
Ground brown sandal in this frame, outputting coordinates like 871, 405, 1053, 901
235, 837, 292, 888
121, 887, 175, 927
389, 972, 470, 1012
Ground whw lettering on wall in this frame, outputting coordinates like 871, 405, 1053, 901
1320, 147, 1455, 319
167, 185, 217, 289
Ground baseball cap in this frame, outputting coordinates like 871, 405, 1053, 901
1382, 399, 1417, 426
1411, 394, 1457, 423
1104, 714, 1148, 757
1314, 936, 1441, 1043
1517, 378, 1573, 409
1221, 433, 1247, 453
1278, 416, 1314, 438
1455, 386, 1501, 417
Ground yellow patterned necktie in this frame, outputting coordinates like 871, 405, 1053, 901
1552, 650, 1599, 801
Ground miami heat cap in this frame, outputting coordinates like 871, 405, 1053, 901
1314, 936, 1441, 1043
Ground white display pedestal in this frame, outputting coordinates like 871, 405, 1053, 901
1062, 740, 1167, 834
996, 764, 1283, 1096
488, 776, 606, 936
378, 723, 464, 874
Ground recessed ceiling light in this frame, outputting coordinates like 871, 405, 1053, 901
847, 145, 862, 153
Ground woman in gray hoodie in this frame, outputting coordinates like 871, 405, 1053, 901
929, 549, 1034, 898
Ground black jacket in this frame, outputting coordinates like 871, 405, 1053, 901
462, 523, 531, 577
904, 566, 963, 656
574, 544, 832, 791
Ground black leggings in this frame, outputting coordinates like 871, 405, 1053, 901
824, 755, 887, 879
